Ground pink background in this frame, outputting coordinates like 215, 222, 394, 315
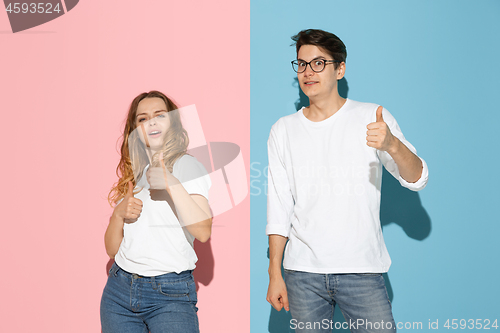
0, 1, 249, 332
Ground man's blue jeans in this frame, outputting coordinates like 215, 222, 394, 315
284, 270, 396, 333
100, 262, 199, 333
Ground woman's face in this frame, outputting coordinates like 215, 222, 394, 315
135, 97, 171, 152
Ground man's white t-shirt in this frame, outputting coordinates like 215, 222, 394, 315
115, 154, 211, 276
266, 99, 428, 273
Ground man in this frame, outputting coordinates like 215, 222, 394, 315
265, 29, 428, 333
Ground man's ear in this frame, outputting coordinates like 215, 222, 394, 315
337, 62, 346, 80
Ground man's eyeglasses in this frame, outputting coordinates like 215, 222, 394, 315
291, 59, 340, 73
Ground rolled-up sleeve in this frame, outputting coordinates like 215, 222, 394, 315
266, 123, 294, 237
377, 108, 429, 192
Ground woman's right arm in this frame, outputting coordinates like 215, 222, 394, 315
105, 182, 143, 259
104, 213, 125, 259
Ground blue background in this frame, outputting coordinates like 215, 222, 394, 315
251, 0, 500, 331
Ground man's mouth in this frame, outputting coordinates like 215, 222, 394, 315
304, 81, 318, 85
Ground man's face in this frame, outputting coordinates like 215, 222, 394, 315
296, 44, 345, 100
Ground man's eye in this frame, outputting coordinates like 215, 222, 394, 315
298, 62, 306, 67
314, 60, 324, 66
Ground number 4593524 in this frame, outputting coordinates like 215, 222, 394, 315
6, 3, 62, 14
444, 319, 498, 329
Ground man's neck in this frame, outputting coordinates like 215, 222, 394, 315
305, 92, 346, 122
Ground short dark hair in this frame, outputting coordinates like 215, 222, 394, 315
291, 29, 347, 69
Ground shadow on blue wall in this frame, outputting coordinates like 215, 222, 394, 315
380, 168, 431, 241
266, 78, 431, 332
379, 166, 431, 305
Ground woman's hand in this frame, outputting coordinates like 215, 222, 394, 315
146, 166, 180, 190
146, 152, 180, 192
113, 181, 143, 223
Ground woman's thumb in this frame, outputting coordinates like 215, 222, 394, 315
127, 181, 134, 197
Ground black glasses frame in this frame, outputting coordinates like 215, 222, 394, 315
291, 59, 340, 73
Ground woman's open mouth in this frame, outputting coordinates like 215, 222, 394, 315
149, 130, 162, 138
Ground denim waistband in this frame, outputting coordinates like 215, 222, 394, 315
110, 262, 193, 283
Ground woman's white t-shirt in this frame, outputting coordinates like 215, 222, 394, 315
115, 154, 211, 276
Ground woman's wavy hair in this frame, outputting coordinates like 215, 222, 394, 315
108, 91, 189, 206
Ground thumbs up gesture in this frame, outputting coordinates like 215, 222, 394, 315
366, 106, 396, 152
146, 151, 180, 193
113, 181, 143, 223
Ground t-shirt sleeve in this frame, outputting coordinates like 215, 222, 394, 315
266, 121, 294, 237
376, 107, 429, 192
173, 155, 212, 200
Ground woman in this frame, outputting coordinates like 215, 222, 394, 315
100, 91, 212, 333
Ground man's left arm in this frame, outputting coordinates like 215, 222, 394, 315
367, 106, 428, 187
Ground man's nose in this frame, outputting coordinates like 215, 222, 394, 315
303, 64, 315, 76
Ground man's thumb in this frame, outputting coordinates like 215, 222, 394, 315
283, 294, 290, 312
376, 106, 384, 122
127, 181, 135, 197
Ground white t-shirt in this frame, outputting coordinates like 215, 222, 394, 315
115, 154, 211, 276
266, 99, 429, 274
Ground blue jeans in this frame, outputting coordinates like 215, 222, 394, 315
284, 270, 396, 333
100, 262, 199, 333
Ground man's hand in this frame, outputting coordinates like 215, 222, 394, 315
366, 106, 397, 153
367, 105, 424, 183
266, 275, 290, 312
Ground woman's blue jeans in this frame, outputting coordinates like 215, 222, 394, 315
284, 270, 396, 333
100, 262, 199, 333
